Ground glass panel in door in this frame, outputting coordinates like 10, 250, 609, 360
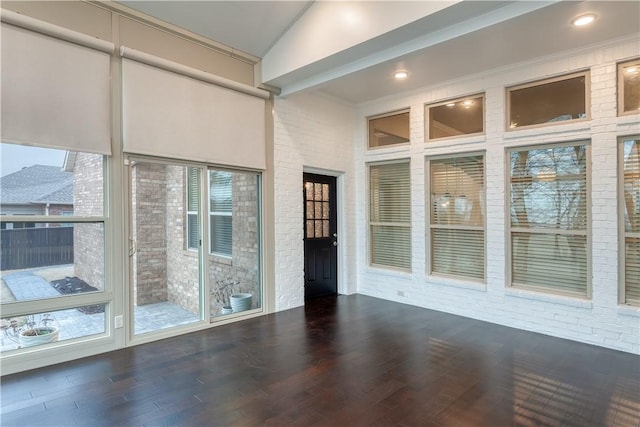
209, 169, 262, 318
130, 160, 202, 335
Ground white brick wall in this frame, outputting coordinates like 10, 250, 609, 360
354, 37, 640, 354
273, 92, 356, 311
273, 37, 640, 354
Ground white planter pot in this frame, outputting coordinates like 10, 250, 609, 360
19, 327, 59, 348
230, 293, 252, 312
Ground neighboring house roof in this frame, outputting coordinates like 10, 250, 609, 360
0, 165, 73, 206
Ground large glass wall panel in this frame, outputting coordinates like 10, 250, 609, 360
0, 143, 108, 355
209, 169, 262, 318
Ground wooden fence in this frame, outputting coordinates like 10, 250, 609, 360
0, 227, 74, 270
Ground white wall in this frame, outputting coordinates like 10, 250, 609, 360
273, 92, 356, 311
353, 36, 640, 354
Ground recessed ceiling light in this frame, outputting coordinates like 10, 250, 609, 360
394, 70, 408, 80
572, 13, 596, 27
625, 66, 639, 74
446, 103, 456, 108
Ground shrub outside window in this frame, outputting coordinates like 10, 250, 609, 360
369, 161, 411, 271
427, 95, 484, 140
620, 136, 640, 305
618, 59, 640, 116
428, 154, 485, 281
368, 110, 410, 149
507, 72, 589, 130
508, 142, 590, 297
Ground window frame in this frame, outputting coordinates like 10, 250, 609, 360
618, 58, 640, 117
426, 152, 486, 282
0, 151, 111, 353
208, 169, 233, 258
425, 94, 485, 141
506, 140, 592, 298
185, 167, 200, 251
186, 168, 234, 259
367, 159, 412, 272
367, 109, 411, 150
619, 135, 640, 306
506, 71, 590, 132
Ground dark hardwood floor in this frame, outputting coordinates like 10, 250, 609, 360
1, 295, 639, 426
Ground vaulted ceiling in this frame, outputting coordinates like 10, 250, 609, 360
118, 1, 640, 104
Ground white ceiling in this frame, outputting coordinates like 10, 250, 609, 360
117, 1, 640, 105
119, 0, 312, 58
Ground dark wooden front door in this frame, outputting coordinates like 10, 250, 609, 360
303, 173, 338, 299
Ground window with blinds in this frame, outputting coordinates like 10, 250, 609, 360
508, 143, 590, 297
620, 137, 640, 305
186, 168, 200, 250
428, 155, 485, 281
369, 161, 411, 271
209, 170, 233, 257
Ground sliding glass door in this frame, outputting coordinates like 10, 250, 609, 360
129, 159, 203, 336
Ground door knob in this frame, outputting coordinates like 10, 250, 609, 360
333, 241, 338, 247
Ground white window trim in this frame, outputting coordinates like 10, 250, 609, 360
618, 58, 640, 117
505, 140, 592, 299
367, 159, 412, 272
425, 94, 485, 142
619, 135, 640, 306
505, 70, 591, 132
425, 152, 486, 283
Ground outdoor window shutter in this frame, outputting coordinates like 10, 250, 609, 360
623, 139, 640, 303
369, 161, 411, 270
1, 12, 112, 155
209, 171, 233, 256
121, 48, 267, 170
509, 144, 589, 295
430, 155, 485, 280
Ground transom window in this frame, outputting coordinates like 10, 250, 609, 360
508, 142, 590, 297
426, 95, 484, 140
618, 59, 640, 116
368, 110, 410, 149
507, 72, 589, 130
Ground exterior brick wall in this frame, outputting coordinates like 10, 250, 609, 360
131, 163, 261, 316
131, 162, 169, 305
72, 152, 104, 291
165, 165, 199, 314
209, 172, 261, 316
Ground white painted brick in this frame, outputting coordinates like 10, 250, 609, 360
273, 38, 640, 354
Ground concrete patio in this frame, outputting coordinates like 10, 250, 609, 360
1, 266, 199, 352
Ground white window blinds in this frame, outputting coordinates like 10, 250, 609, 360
121, 48, 268, 170
429, 155, 485, 281
621, 138, 640, 305
209, 170, 233, 257
1, 10, 113, 154
509, 143, 589, 296
369, 161, 411, 271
